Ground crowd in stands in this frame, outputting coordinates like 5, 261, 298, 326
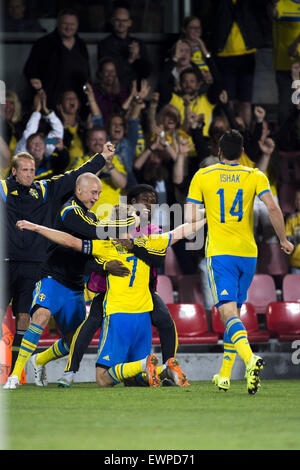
1, 0, 300, 307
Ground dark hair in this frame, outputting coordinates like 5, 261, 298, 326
26, 132, 45, 150
96, 56, 119, 78
126, 184, 158, 204
57, 8, 79, 21
107, 113, 127, 136
112, 0, 130, 13
86, 126, 107, 140
179, 65, 203, 85
219, 130, 244, 161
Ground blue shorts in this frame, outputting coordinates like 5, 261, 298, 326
206, 255, 256, 308
96, 312, 152, 367
30, 277, 86, 336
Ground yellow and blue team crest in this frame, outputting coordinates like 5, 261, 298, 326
38, 293, 46, 302
29, 188, 39, 199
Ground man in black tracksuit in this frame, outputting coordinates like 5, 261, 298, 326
0, 144, 112, 371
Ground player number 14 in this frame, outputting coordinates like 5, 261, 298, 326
217, 188, 244, 223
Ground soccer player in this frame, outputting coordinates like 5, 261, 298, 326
8, 206, 205, 388
185, 129, 294, 394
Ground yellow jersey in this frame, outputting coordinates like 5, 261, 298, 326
217, 0, 256, 57
191, 50, 210, 72
91, 233, 172, 316
187, 162, 271, 257
66, 124, 85, 169
285, 211, 300, 267
273, 0, 300, 70
169, 93, 215, 137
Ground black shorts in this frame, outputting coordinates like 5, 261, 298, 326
216, 52, 256, 102
2, 261, 42, 316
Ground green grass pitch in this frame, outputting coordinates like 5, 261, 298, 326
2, 379, 300, 450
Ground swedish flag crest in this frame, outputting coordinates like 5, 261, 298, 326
29, 188, 39, 199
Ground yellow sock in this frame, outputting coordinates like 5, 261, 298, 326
226, 317, 253, 365
219, 343, 236, 378
233, 336, 253, 365
36, 339, 70, 366
12, 323, 44, 380
108, 359, 143, 384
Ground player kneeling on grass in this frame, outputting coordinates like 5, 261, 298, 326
6, 205, 205, 389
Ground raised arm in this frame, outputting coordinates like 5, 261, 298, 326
16, 220, 82, 251
169, 218, 206, 245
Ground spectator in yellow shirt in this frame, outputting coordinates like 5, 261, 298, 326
286, 189, 300, 273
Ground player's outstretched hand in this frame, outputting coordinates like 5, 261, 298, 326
106, 260, 131, 277
16, 220, 38, 232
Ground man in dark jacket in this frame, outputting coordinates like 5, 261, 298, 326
0, 142, 113, 372
97, 4, 151, 89
23, 8, 90, 109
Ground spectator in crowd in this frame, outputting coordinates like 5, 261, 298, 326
286, 189, 300, 274
15, 90, 64, 158
75, 126, 128, 220
23, 8, 90, 110
159, 39, 199, 100
180, 15, 215, 84
97, 2, 152, 89
165, 68, 215, 138
0, 136, 12, 176
217, 89, 269, 163
277, 62, 300, 151
269, 0, 300, 125
25, 132, 69, 180
91, 57, 130, 126
2, 0, 45, 32
0, 89, 24, 159
94, 94, 148, 191
210, 0, 264, 127
56, 90, 85, 169
147, 96, 185, 150
133, 130, 196, 274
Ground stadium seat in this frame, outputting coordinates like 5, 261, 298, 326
211, 302, 270, 342
177, 274, 204, 305
282, 274, 300, 302
266, 302, 300, 341
247, 274, 277, 314
156, 275, 174, 304
167, 303, 218, 344
278, 183, 297, 216
257, 242, 289, 277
